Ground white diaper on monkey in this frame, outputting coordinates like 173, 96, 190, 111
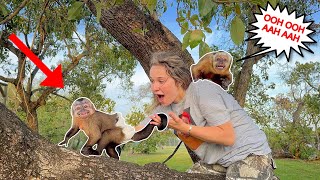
115, 112, 136, 143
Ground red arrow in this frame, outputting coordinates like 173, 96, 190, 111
9, 33, 64, 88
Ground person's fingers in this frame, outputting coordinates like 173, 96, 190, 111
149, 114, 161, 125
168, 112, 182, 123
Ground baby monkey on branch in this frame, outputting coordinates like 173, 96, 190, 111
59, 97, 167, 159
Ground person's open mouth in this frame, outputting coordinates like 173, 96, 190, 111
156, 94, 165, 103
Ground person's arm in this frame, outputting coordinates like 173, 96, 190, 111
168, 112, 235, 146
135, 114, 161, 131
135, 125, 144, 131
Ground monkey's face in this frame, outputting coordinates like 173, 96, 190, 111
72, 99, 95, 119
212, 54, 231, 73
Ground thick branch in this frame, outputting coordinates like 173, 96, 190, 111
233, 5, 266, 107
0, 34, 23, 58
85, 0, 194, 76
28, 42, 52, 94
0, 103, 223, 179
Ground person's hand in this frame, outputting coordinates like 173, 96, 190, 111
168, 112, 189, 133
149, 114, 161, 126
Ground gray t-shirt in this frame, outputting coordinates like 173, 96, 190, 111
141, 80, 271, 167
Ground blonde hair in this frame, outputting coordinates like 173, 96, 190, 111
146, 51, 192, 112
149, 51, 192, 90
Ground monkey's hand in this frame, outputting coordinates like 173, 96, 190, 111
58, 139, 68, 147
221, 77, 231, 90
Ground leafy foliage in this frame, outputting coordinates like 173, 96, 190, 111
230, 16, 245, 45
37, 97, 71, 144
265, 62, 320, 159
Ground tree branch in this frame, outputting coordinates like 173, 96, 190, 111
0, 76, 15, 84
51, 92, 72, 102
34, 52, 86, 109
0, 0, 30, 25
0, 102, 223, 179
0, 33, 23, 58
74, 31, 86, 46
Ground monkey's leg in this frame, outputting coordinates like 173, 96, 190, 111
131, 113, 168, 141
96, 131, 112, 155
105, 142, 120, 160
81, 133, 101, 156
97, 128, 125, 156
81, 146, 99, 156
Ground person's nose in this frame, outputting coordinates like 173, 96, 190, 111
151, 82, 160, 92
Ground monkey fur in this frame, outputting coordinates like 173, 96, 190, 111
58, 97, 167, 160
191, 51, 233, 90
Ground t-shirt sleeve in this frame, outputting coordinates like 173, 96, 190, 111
196, 81, 231, 126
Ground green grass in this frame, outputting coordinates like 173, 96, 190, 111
120, 145, 193, 172
274, 158, 320, 180
120, 146, 320, 179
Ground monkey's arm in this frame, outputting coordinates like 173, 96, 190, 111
220, 73, 233, 90
58, 127, 80, 147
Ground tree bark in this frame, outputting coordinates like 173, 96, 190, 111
0, 103, 224, 179
233, 5, 264, 107
85, 0, 194, 76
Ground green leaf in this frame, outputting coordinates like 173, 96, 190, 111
222, 6, 232, 18
0, 3, 9, 16
204, 27, 212, 33
182, 31, 191, 50
230, 16, 245, 46
146, 0, 157, 13
201, 9, 214, 27
268, 0, 278, 8
181, 21, 189, 34
190, 14, 199, 26
68, 1, 84, 20
235, 4, 241, 15
189, 30, 204, 49
94, 2, 102, 22
198, 0, 215, 17
133, 28, 144, 35
199, 41, 212, 58
176, 17, 185, 22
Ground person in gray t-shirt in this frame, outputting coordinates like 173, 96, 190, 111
136, 51, 276, 179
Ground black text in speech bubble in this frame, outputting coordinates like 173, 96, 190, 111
237, 3, 317, 62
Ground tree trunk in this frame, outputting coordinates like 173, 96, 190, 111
315, 121, 320, 150
85, 0, 194, 76
0, 103, 224, 179
292, 101, 304, 126
26, 108, 38, 132
233, 5, 264, 107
